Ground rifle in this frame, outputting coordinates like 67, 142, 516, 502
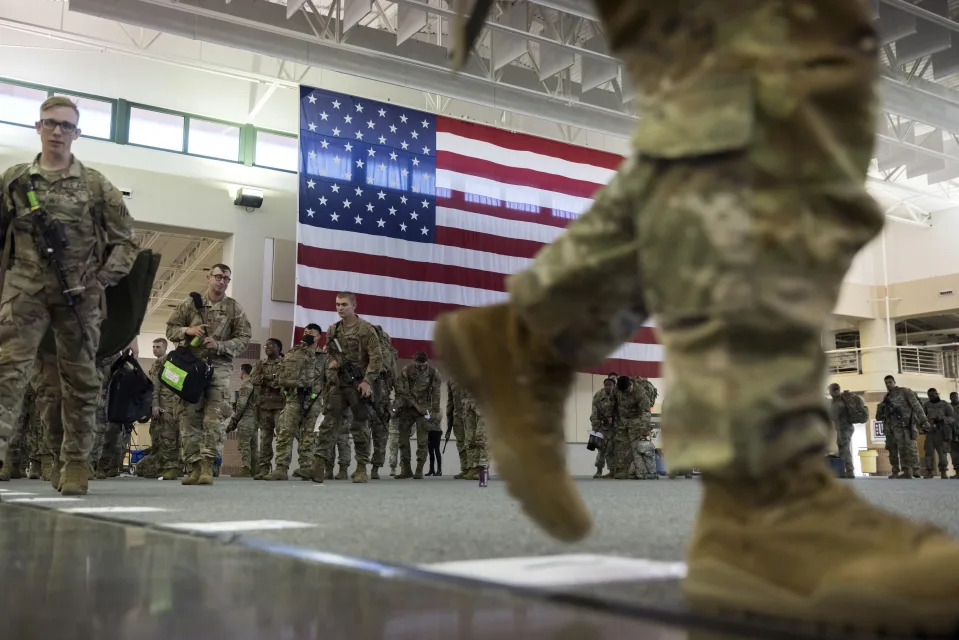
443, 411, 453, 453
20, 178, 95, 359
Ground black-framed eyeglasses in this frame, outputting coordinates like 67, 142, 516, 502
39, 119, 78, 133
211, 274, 232, 283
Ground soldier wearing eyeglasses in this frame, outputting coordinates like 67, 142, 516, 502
165, 263, 252, 486
0, 96, 138, 496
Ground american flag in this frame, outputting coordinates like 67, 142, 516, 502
294, 85, 662, 378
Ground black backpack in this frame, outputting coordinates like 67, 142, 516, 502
107, 350, 154, 423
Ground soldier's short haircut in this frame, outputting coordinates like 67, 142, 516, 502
884, 375, 896, 382
241, 364, 253, 374
267, 338, 283, 352
607, 372, 618, 378
305, 323, 322, 332
336, 291, 357, 304
40, 96, 79, 119
928, 388, 938, 395
153, 338, 168, 347
828, 383, 840, 391
603, 377, 615, 385
414, 351, 428, 362
210, 263, 232, 274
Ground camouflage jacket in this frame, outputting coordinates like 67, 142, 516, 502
397, 362, 440, 416
250, 356, 285, 410
1, 155, 138, 293
877, 387, 928, 431
325, 317, 383, 386
165, 292, 252, 365
590, 389, 615, 432
149, 355, 178, 409
922, 399, 955, 432
614, 381, 653, 424
446, 380, 476, 423
233, 377, 257, 424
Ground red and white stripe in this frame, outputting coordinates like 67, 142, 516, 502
295, 116, 662, 378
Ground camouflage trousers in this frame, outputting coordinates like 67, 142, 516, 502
0, 275, 103, 463
151, 405, 181, 472
593, 425, 614, 471
395, 410, 429, 467
255, 404, 284, 474
315, 385, 371, 467
923, 429, 951, 474
235, 413, 258, 471
886, 425, 920, 475
450, 412, 469, 473
1, 396, 30, 477
465, 411, 489, 469
179, 365, 233, 464
369, 402, 389, 469
836, 425, 855, 476
505, 39, 883, 477
32, 353, 63, 464
323, 410, 353, 468
274, 395, 320, 471
387, 417, 399, 469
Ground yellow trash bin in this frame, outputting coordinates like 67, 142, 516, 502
858, 449, 878, 475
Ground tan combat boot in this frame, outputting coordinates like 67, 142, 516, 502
293, 466, 314, 481
60, 460, 89, 496
413, 462, 425, 479
197, 459, 214, 485
902, 468, 915, 479
254, 464, 271, 480
182, 462, 202, 486
395, 463, 413, 479
352, 465, 369, 483
264, 467, 289, 481
370, 467, 380, 480
232, 467, 252, 478
49, 458, 62, 491
335, 465, 349, 480
310, 456, 327, 484
684, 456, 959, 636
160, 468, 178, 481
462, 467, 479, 481
434, 303, 590, 543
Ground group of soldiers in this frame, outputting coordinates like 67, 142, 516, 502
222, 301, 489, 483
829, 376, 959, 479
588, 372, 678, 480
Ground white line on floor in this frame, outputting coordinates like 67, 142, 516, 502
160, 520, 317, 533
60, 506, 170, 514
7, 497, 83, 503
423, 554, 688, 587
0, 492, 37, 497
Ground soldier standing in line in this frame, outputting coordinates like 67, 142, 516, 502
589, 377, 616, 478
877, 375, 927, 480
266, 324, 324, 481
309, 292, 382, 484
24, 383, 44, 479
0, 98, 138, 496
951, 392, 959, 479
395, 352, 440, 479
447, 381, 488, 480
31, 352, 62, 483
251, 338, 284, 480
0, 389, 35, 481
612, 376, 656, 480
166, 263, 252, 486
148, 337, 181, 480
326, 410, 354, 480
226, 364, 258, 477
368, 326, 396, 480
921, 388, 954, 480
447, 380, 472, 479
828, 383, 865, 479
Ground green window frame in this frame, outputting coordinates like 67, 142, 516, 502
0, 77, 118, 141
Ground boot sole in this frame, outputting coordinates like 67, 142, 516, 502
434, 312, 592, 543
685, 560, 959, 636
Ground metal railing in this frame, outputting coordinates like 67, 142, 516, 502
825, 345, 959, 379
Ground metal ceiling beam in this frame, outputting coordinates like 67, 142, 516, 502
147, 239, 221, 316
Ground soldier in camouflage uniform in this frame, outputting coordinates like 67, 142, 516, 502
166, 264, 252, 486
226, 363, 258, 477
149, 337, 181, 480
447, 381, 487, 480
877, 375, 927, 480
921, 388, 954, 480
326, 410, 353, 480
24, 384, 45, 478
589, 377, 617, 478
387, 413, 400, 476
436, 2, 959, 631
828, 383, 862, 479
32, 352, 62, 484
309, 292, 382, 484
91, 351, 123, 479
611, 376, 656, 480
0, 96, 139, 495
368, 326, 396, 480
447, 380, 472, 479
0, 388, 35, 480
251, 338, 284, 479
394, 352, 440, 479
265, 325, 323, 481
952, 392, 959, 479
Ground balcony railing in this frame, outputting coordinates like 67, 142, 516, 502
825, 345, 959, 379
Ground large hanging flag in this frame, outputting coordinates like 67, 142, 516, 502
294, 85, 661, 378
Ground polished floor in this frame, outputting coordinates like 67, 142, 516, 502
2, 476, 958, 639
